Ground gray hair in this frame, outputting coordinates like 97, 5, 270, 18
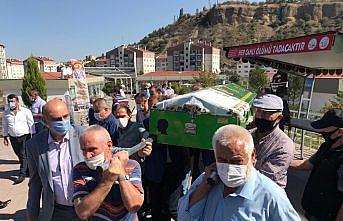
94, 97, 113, 109
81, 125, 111, 145
212, 125, 254, 158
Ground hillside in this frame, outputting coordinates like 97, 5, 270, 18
137, 1, 343, 63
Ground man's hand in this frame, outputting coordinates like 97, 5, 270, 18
3, 137, 9, 146
102, 151, 129, 183
203, 163, 219, 186
138, 139, 152, 158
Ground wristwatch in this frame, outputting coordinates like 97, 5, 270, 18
118, 175, 129, 182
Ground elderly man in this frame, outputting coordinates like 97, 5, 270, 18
291, 109, 343, 221
29, 89, 47, 134
93, 97, 119, 146
26, 99, 85, 221
178, 125, 300, 221
2, 94, 34, 184
251, 94, 294, 188
72, 125, 144, 221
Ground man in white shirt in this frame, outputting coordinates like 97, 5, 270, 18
29, 89, 47, 134
166, 82, 175, 97
2, 94, 34, 184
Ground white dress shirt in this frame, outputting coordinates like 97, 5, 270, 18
2, 106, 34, 137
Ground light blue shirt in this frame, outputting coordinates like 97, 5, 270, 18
178, 168, 301, 221
48, 132, 74, 206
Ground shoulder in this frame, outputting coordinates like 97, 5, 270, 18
277, 130, 295, 151
3, 109, 10, 115
73, 162, 89, 172
255, 171, 290, 202
72, 125, 85, 136
26, 129, 49, 151
21, 107, 32, 114
126, 160, 141, 173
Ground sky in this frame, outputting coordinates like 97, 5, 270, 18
1, 0, 262, 62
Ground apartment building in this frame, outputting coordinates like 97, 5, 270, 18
236, 62, 254, 78
6, 59, 24, 79
0, 44, 8, 79
166, 40, 221, 73
24, 56, 59, 73
106, 45, 155, 74
156, 54, 168, 71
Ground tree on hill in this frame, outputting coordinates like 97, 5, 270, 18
248, 67, 269, 91
22, 57, 47, 107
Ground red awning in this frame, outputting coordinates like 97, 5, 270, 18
224, 32, 343, 76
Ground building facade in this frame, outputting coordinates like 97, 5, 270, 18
24, 56, 59, 73
0, 44, 8, 79
106, 45, 155, 74
236, 62, 254, 78
156, 54, 168, 71
167, 40, 220, 73
6, 59, 25, 79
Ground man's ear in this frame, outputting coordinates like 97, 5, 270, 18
107, 140, 113, 149
251, 148, 256, 165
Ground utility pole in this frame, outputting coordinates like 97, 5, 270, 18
208, 0, 211, 9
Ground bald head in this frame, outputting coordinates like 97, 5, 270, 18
80, 125, 112, 160
43, 98, 68, 117
43, 99, 70, 130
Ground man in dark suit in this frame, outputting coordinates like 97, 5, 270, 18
26, 99, 84, 221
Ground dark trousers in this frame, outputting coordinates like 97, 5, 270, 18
9, 134, 29, 176
148, 165, 183, 221
52, 203, 80, 221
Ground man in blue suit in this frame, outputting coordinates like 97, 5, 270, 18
26, 98, 84, 221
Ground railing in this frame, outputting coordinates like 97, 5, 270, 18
288, 110, 324, 159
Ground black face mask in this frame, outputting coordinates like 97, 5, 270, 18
321, 129, 339, 142
255, 118, 277, 133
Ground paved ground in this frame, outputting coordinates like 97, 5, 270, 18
0, 137, 309, 221
0, 140, 28, 221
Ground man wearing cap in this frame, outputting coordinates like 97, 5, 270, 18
291, 109, 343, 221
251, 94, 295, 188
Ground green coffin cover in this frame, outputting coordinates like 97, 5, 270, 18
150, 83, 256, 150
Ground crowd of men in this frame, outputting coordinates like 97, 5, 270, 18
0, 84, 342, 221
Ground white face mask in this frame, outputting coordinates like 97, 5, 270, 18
119, 117, 129, 128
94, 112, 104, 121
85, 152, 105, 170
216, 162, 248, 188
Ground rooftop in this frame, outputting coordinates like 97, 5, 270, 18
142, 71, 201, 77
41, 72, 96, 80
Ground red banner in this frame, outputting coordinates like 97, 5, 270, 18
226, 33, 335, 58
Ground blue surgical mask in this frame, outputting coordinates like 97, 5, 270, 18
9, 102, 16, 110
50, 120, 70, 136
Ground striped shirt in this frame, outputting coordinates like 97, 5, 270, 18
72, 160, 143, 221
